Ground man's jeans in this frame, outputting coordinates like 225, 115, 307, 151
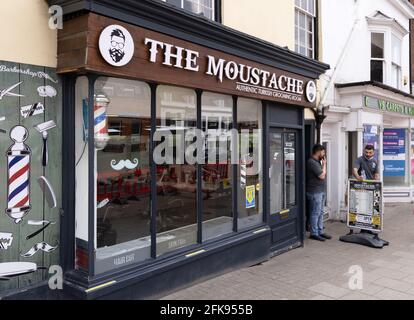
306, 192, 326, 236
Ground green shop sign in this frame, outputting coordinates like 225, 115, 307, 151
364, 96, 414, 116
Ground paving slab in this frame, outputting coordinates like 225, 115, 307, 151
161, 203, 414, 300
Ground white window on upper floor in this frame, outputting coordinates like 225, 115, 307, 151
391, 34, 402, 89
161, 0, 215, 21
295, 0, 316, 59
370, 32, 385, 83
367, 11, 408, 90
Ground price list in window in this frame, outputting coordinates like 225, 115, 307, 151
347, 180, 383, 232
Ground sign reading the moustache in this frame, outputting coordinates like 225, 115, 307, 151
80, 15, 317, 107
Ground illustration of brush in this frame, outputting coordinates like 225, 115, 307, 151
34, 120, 56, 167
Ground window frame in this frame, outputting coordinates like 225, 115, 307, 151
295, 0, 316, 59
391, 33, 402, 89
370, 32, 386, 84
161, 0, 217, 21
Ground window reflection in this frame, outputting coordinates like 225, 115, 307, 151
284, 133, 296, 207
156, 86, 197, 255
237, 98, 263, 229
94, 77, 151, 273
202, 92, 233, 241
269, 132, 283, 214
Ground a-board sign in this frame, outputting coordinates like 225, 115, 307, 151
347, 180, 383, 232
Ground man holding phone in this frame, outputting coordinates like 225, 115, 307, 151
353, 145, 380, 181
306, 144, 331, 242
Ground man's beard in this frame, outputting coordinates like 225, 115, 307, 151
109, 48, 125, 63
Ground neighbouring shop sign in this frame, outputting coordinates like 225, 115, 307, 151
348, 180, 383, 232
60, 14, 318, 108
364, 96, 414, 116
383, 129, 406, 177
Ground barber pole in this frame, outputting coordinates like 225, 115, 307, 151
5, 126, 31, 224
240, 157, 247, 190
94, 94, 110, 150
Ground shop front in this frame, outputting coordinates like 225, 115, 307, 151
51, 0, 328, 299
323, 81, 414, 221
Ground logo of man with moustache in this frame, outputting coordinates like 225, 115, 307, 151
109, 28, 126, 63
99, 25, 134, 67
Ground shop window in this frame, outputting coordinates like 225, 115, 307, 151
391, 34, 402, 89
269, 131, 297, 214
383, 128, 409, 187
155, 85, 197, 255
201, 92, 234, 241
75, 76, 90, 271
75, 77, 152, 274
295, 0, 316, 59
237, 98, 263, 229
161, 0, 215, 20
411, 130, 414, 185
96, 78, 152, 272
370, 33, 385, 83
284, 133, 297, 207
269, 132, 283, 213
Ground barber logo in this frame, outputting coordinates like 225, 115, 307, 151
99, 25, 135, 67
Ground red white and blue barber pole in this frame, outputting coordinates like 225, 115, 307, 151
94, 94, 110, 150
6, 126, 31, 224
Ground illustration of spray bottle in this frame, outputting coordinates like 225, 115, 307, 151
5, 126, 31, 224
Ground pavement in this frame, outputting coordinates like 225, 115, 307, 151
162, 203, 414, 300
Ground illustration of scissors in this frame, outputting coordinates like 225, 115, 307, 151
0, 82, 24, 100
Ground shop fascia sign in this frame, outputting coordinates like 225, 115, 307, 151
98, 25, 317, 104
364, 96, 414, 116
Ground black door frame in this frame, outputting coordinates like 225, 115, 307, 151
264, 104, 305, 254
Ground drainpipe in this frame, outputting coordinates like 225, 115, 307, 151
312, 107, 327, 144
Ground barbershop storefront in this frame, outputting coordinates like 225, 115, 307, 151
46, 0, 328, 299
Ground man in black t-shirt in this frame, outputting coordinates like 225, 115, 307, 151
306, 144, 332, 242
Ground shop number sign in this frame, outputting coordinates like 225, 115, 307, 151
347, 180, 383, 232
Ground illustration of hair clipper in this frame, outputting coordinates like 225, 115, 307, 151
5, 126, 31, 224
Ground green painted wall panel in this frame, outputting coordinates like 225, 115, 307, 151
0, 61, 61, 293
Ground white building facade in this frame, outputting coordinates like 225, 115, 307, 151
318, 0, 414, 220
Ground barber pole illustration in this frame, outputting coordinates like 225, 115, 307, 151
94, 94, 110, 150
5, 126, 31, 224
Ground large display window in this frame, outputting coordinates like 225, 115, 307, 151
237, 98, 263, 229
74, 78, 266, 275
201, 92, 234, 241
155, 85, 198, 255
383, 128, 410, 187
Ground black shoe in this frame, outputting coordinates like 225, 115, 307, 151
320, 233, 332, 240
310, 235, 326, 242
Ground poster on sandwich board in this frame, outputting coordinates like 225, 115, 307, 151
347, 180, 383, 232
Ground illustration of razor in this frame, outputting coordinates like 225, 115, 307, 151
37, 176, 57, 209
0, 82, 24, 100
34, 120, 56, 167
21, 103, 44, 118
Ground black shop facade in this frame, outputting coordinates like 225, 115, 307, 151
46, 0, 329, 300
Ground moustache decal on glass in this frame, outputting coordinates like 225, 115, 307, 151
110, 158, 139, 171
20, 242, 58, 257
